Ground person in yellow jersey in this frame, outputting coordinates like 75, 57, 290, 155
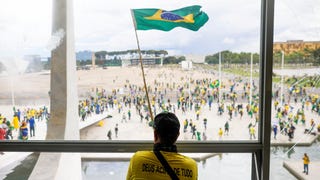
127, 111, 198, 180
218, 127, 223, 140
302, 153, 310, 175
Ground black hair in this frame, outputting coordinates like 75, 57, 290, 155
153, 111, 180, 145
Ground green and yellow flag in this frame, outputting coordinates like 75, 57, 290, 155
132, 5, 209, 31
210, 80, 220, 89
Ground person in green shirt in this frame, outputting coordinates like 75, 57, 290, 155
127, 112, 198, 180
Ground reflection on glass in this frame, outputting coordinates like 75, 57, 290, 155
272, 0, 320, 179
0, 0, 51, 141
0, 0, 263, 142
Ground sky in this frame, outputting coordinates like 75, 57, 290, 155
0, 0, 319, 58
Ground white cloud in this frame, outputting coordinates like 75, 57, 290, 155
234, 37, 260, 53
223, 37, 235, 45
74, 0, 261, 55
0, 0, 51, 57
274, 0, 320, 42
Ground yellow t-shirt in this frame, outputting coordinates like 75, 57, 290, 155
303, 156, 310, 165
127, 151, 198, 180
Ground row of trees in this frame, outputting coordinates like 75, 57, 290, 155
1, 48, 319, 73
44, 48, 320, 68
205, 48, 320, 65
205, 51, 260, 64
163, 56, 186, 64
273, 48, 320, 65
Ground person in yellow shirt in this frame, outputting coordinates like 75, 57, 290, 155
127, 112, 198, 180
302, 153, 310, 175
195, 110, 200, 120
250, 126, 256, 140
218, 128, 223, 140
13, 115, 19, 131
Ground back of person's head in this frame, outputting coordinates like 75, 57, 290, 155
153, 111, 180, 145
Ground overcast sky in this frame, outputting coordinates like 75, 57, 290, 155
0, 0, 319, 58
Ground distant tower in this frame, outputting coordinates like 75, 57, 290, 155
92, 51, 96, 70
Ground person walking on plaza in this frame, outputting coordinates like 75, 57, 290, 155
183, 119, 188, 133
189, 119, 193, 132
250, 126, 256, 140
273, 124, 278, 140
203, 118, 207, 130
224, 121, 229, 135
239, 108, 244, 119
13, 115, 19, 131
115, 124, 119, 138
288, 124, 296, 141
191, 124, 197, 139
127, 110, 131, 120
29, 116, 36, 137
121, 112, 127, 123
0, 126, 5, 140
107, 129, 112, 140
302, 153, 310, 175
5, 120, 13, 140
127, 111, 198, 180
196, 110, 200, 120
20, 121, 28, 140
218, 127, 223, 140
248, 122, 253, 135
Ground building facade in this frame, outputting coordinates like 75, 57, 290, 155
273, 40, 320, 54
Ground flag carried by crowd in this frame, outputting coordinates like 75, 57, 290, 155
210, 80, 220, 89
131, 5, 209, 31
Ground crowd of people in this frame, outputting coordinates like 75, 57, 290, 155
74, 68, 320, 142
1, 67, 320, 142
0, 106, 49, 140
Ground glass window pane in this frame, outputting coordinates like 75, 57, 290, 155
0, 0, 51, 140
272, 0, 320, 179
0, 1, 263, 142
75, 0, 262, 142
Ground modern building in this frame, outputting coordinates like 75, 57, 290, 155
273, 40, 320, 54
105, 53, 162, 66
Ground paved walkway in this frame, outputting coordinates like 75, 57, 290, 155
80, 102, 319, 143
283, 161, 320, 180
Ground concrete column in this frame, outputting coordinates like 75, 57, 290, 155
29, 0, 81, 179
47, 0, 79, 141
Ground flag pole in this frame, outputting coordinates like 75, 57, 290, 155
280, 51, 284, 106
250, 53, 253, 106
131, 10, 154, 121
219, 51, 221, 103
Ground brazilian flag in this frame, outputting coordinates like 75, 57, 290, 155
132, 5, 209, 31
210, 80, 220, 89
